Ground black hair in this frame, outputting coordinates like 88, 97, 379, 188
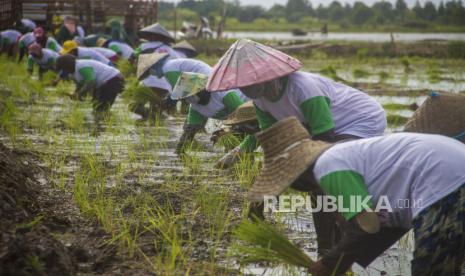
197, 89, 211, 105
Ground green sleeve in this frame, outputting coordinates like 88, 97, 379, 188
109, 45, 122, 55
164, 71, 182, 88
187, 106, 208, 126
239, 134, 258, 152
133, 46, 141, 57
19, 40, 25, 49
254, 103, 277, 130
27, 57, 34, 70
299, 96, 335, 135
48, 41, 58, 52
78, 67, 96, 84
222, 92, 245, 114
319, 170, 373, 221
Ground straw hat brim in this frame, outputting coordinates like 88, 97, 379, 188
224, 101, 257, 125
248, 139, 332, 202
404, 92, 465, 139
137, 53, 168, 80
170, 72, 208, 100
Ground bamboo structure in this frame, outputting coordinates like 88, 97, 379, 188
1, 0, 157, 34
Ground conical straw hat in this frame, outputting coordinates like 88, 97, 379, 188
171, 72, 208, 100
136, 52, 169, 80
224, 100, 257, 125
207, 39, 302, 92
248, 117, 332, 203
138, 23, 175, 44
404, 92, 465, 142
173, 40, 197, 57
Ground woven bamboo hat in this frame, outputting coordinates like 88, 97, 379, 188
207, 39, 301, 92
171, 72, 208, 100
173, 40, 197, 58
404, 92, 465, 142
224, 101, 257, 125
138, 23, 175, 44
136, 52, 169, 80
248, 117, 332, 202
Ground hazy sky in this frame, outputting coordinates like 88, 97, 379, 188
165, 0, 447, 9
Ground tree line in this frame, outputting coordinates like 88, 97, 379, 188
158, 0, 465, 30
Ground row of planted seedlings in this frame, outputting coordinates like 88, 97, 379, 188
1, 53, 424, 274
0, 56, 274, 274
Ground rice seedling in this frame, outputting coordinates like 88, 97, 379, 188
232, 218, 314, 268
352, 68, 371, 79
387, 114, 409, 126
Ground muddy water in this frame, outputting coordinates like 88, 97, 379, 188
2, 69, 461, 274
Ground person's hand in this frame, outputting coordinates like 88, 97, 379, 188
215, 146, 242, 169
308, 260, 332, 276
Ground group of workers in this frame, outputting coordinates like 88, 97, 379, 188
2, 17, 465, 275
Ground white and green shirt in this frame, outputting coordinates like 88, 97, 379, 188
135, 41, 181, 58
27, 49, 59, 70
161, 58, 256, 150
18, 32, 36, 49
45, 37, 62, 53
77, 47, 111, 65
0, 30, 21, 45
108, 41, 134, 59
91, 47, 117, 59
72, 60, 120, 88
254, 72, 386, 138
313, 133, 465, 228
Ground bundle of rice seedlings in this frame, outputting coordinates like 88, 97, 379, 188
233, 218, 314, 268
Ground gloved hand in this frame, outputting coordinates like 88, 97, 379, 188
215, 146, 243, 169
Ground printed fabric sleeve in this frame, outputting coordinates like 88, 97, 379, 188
299, 96, 335, 136
239, 134, 258, 152
254, 103, 277, 130
319, 170, 373, 221
222, 91, 245, 114
186, 106, 208, 126
78, 67, 96, 84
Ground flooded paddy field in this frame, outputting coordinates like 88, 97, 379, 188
1, 52, 464, 275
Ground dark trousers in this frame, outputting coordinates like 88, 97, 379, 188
93, 75, 125, 112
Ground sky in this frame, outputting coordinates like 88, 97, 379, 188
164, 0, 448, 9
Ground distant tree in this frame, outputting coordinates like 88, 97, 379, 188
237, 5, 266, 22
372, 1, 394, 24
266, 4, 286, 19
395, 0, 408, 20
328, 1, 345, 22
351, 2, 374, 25
412, 1, 423, 19
422, 1, 438, 21
285, 0, 310, 22
315, 4, 329, 20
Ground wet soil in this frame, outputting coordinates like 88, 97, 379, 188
0, 142, 152, 275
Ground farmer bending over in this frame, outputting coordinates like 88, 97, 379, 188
207, 38, 386, 159
137, 54, 256, 159
27, 43, 59, 80
55, 54, 124, 118
248, 117, 465, 275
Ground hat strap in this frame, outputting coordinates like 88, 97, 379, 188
270, 140, 302, 162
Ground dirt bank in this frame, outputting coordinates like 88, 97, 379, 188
0, 142, 147, 275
